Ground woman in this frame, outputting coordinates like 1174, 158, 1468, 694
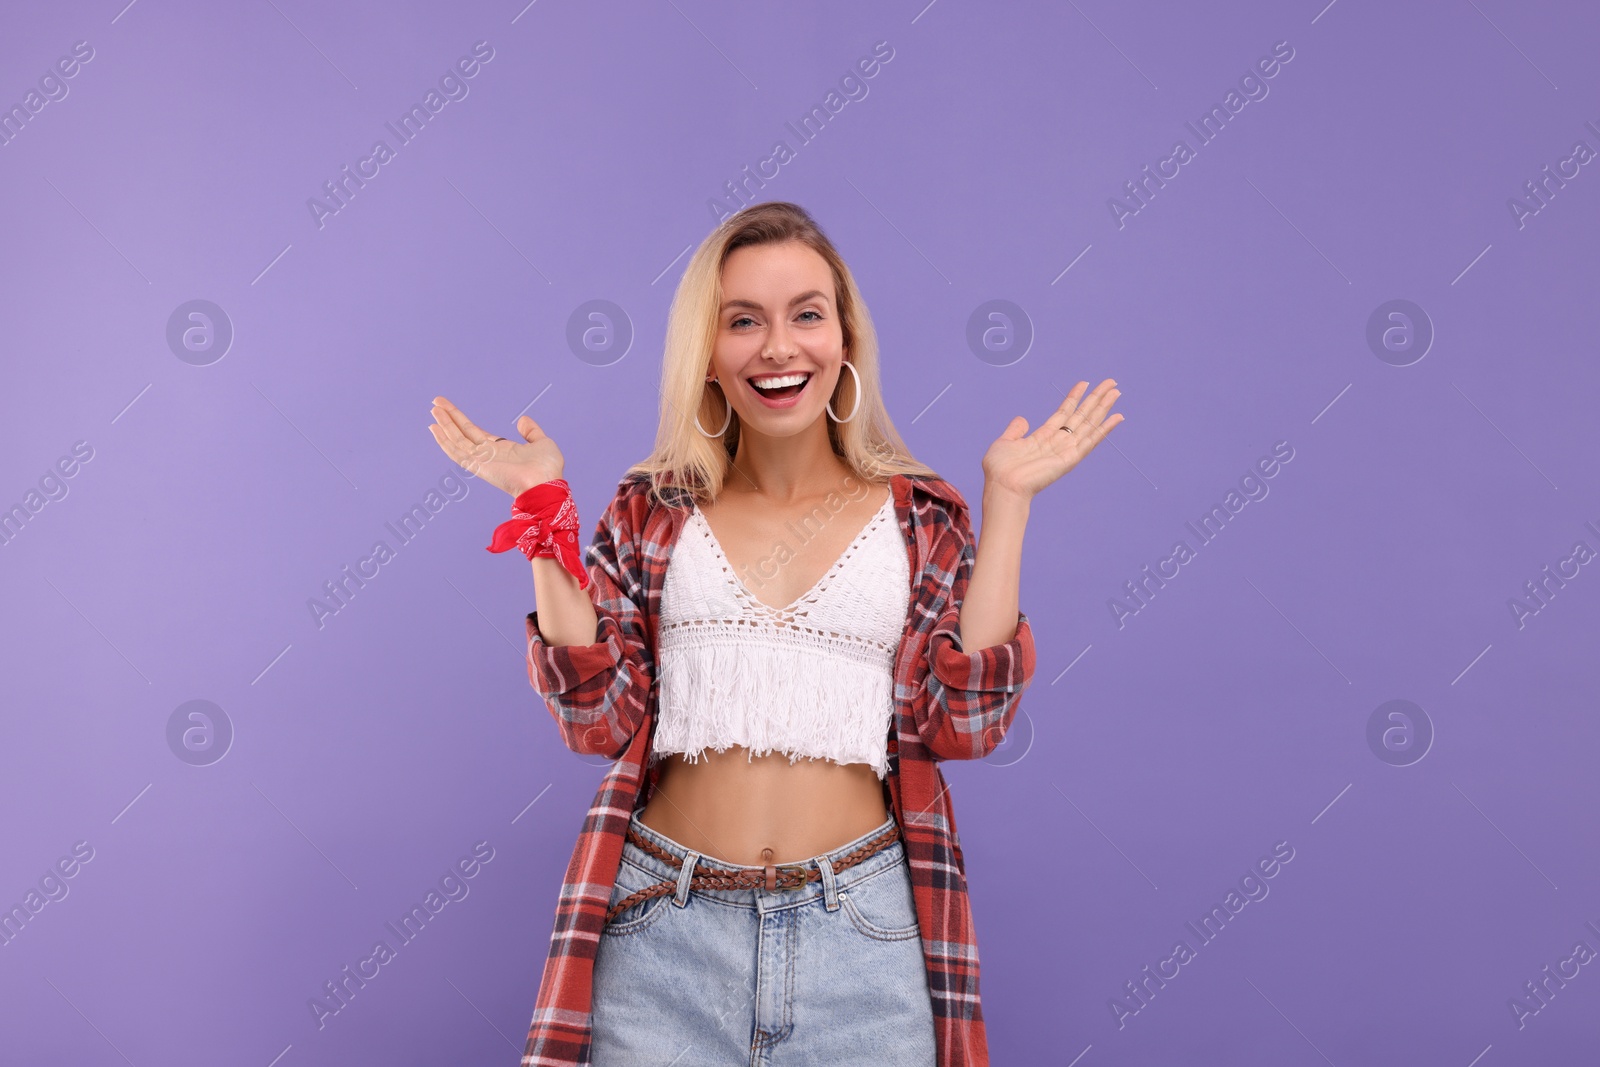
429, 201, 1122, 1066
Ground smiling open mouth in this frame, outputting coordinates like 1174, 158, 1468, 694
748, 372, 811, 401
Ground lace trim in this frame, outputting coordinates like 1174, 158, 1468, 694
658, 617, 896, 661
689, 492, 895, 624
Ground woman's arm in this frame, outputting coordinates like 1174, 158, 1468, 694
917, 376, 1125, 760
524, 482, 655, 759
918, 495, 1037, 762
425, 397, 651, 755
958, 485, 1030, 650
527, 554, 598, 647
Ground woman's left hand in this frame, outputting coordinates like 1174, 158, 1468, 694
982, 378, 1125, 500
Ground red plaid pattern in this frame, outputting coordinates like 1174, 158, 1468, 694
519, 470, 1037, 1066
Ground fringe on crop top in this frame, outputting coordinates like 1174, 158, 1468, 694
651, 491, 911, 780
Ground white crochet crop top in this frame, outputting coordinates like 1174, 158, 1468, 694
652, 491, 910, 779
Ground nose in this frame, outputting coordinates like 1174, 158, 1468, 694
761, 319, 800, 360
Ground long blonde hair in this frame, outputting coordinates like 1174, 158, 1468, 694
624, 201, 937, 508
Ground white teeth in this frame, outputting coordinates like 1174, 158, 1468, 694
750, 373, 810, 391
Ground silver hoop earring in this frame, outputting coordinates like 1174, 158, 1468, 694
827, 360, 861, 424
695, 380, 733, 437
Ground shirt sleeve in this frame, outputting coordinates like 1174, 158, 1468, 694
918, 501, 1037, 761
524, 481, 655, 759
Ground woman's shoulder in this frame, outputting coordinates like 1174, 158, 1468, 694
903, 471, 967, 513
614, 470, 695, 510
597, 472, 695, 538
891, 471, 972, 541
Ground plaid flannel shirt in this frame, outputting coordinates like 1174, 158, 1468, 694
519, 469, 1037, 1067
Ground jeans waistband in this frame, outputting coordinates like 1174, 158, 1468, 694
623, 809, 906, 905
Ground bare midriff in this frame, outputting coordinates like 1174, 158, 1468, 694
636, 748, 891, 866
636, 476, 896, 867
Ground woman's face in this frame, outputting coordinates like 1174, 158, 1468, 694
708, 240, 846, 437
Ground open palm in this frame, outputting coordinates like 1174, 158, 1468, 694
982, 378, 1125, 499
428, 395, 563, 497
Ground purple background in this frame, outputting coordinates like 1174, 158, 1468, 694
3, 1, 1597, 1064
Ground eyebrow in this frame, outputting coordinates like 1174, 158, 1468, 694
720, 289, 830, 312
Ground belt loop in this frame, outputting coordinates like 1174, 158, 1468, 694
816, 854, 840, 911
674, 851, 699, 907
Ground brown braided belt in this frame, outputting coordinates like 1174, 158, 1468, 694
605, 822, 903, 926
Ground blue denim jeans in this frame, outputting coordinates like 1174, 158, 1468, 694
590, 808, 938, 1066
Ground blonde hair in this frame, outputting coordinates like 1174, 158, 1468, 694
624, 201, 937, 508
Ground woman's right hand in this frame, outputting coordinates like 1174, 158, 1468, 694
429, 395, 565, 497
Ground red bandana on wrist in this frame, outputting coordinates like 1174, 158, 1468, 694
485, 479, 589, 590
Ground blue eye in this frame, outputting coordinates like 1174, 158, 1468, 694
729, 309, 822, 328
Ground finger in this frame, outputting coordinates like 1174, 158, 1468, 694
430, 420, 479, 467
1067, 380, 1118, 434
1061, 382, 1101, 429
1080, 383, 1119, 428
1049, 391, 1075, 428
1062, 380, 1089, 412
1032, 381, 1086, 438
431, 407, 474, 454
435, 397, 494, 446
1083, 405, 1125, 446
1092, 384, 1123, 429
426, 422, 471, 466
430, 396, 469, 436
433, 409, 498, 471
1082, 411, 1125, 448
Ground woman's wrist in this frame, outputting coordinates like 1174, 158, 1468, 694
510, 472, 564, 497
487, 477, 588, 590
981, 482, 1032, 520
